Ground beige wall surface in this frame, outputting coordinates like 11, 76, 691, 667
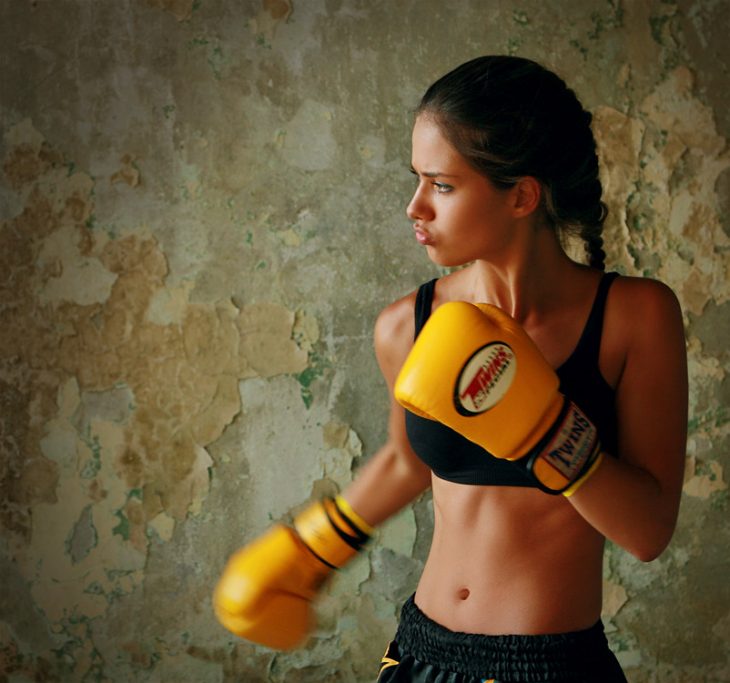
1, 0, 728, 681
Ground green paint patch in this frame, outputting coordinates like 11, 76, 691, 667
112, 489, 143, 541
694, 459, 719, 480
106, 568, 136, 581
188, 37, 210, 48
79, 432, 102, 479
649, 14, 671, 45
48, 613, 100, 679
688, 405, 729, 434
626, 243, 641, 266
208, 45, 225, 79
588, 1, 623, 40
506, 37, 521, 56
512, 10, 529, 25
296, 352, 330, 409
188, 34, 227, 79
629, 209, 653, 231
710, 489, 728, 512
255, 33, 272, 50
84, 581, 105, 596
569, 39, 588, 59
112, 509, 130, 541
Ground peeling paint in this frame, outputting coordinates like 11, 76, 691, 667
683, 456, 728, 499
0, 118, 317, 678
595, 66, 730, 312
110, 154, 141, 188
602, 579, 629, 620
145, 0, 195, 23
248, 0, 293, 46
1, 1, 729, 680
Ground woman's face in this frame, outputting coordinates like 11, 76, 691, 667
407, 115, 518, 268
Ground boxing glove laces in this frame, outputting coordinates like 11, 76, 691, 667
213, 495, 372, 649
394, 301, 604, 496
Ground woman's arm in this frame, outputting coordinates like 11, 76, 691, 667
212, 293, 431, 649
568, 277, 688, 561
340, 294, 433, 528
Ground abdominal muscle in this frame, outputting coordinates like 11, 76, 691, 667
414, 474, 606, 636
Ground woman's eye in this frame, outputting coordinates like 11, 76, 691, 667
433, 182, 453, 194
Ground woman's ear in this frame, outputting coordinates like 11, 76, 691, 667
511, 176, 542, 217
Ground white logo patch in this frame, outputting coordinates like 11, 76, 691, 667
455, 343, 516, 415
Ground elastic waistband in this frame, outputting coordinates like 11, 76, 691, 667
394, 595, 611, 682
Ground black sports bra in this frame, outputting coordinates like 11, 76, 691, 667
405, 273, 620, 486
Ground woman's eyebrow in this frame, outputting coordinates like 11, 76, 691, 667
409, 165, 458, 178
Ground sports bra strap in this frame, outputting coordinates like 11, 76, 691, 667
414, 278, 438, 339
569, 271, 619, 366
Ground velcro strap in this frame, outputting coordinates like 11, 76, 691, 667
520, 399, 602, 494
333, 495, 374, 538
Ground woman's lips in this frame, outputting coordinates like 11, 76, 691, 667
414, 227, 433, 245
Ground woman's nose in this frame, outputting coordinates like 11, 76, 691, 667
406, 184, 433, 222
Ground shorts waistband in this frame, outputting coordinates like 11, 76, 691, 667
394, 595, 612, 682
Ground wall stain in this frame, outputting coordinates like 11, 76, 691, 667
0, 119, 313, 678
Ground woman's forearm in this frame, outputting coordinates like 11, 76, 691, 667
341, 442, 432, 529
567, 452, 682, 562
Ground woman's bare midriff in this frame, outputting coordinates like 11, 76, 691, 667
414, 474, 606, 636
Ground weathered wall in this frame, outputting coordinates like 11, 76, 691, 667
0, 0, 727, 681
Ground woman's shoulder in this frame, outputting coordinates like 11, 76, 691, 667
374, 288, 418, 347
373, 285, 424, 382
608, 273, 683, 325
605, 273, 685, 370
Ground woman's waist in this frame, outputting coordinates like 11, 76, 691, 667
416, 525, 605, 635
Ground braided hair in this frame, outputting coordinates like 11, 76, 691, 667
417, 56, 607, 270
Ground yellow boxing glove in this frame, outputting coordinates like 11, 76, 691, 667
394, 302, 603, 495
213, 496, 372, 649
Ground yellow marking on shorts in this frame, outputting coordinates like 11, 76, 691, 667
378, 642, 399, 675
379, 657, 398, 672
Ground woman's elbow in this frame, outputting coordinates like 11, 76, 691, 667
628, 523, 677, 563
631, 544, 664, 563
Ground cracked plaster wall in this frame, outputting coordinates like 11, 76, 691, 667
0, 1, 728, 681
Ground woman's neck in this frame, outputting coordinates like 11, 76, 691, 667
464, 230, 581, 324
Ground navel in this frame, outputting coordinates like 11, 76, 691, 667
456, 587, 470, 601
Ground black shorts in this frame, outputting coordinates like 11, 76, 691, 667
377, 595, 627, 683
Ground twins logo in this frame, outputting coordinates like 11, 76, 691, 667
542, 404, 598, 479
455, 342, 516, 415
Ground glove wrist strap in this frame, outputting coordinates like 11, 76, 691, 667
334, 494, 374, 537
293, 497, 372, 569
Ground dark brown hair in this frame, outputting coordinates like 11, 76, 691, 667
417, 55, 607, 270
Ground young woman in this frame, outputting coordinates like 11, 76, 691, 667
213, 56, 688, 682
